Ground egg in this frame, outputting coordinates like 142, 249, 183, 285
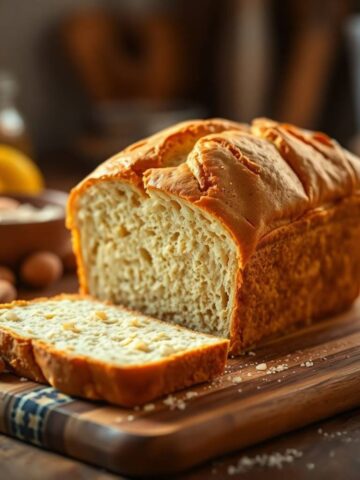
0, 279, 17, 302
20, 251, 63, 288
0, 266, 16, 285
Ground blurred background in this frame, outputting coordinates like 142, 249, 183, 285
1, 0, 360, 178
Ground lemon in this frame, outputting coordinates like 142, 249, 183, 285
0, 145, 43, 194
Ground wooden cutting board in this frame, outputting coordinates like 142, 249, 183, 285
0, 299, 359, 477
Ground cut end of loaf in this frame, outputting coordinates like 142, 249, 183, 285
76, 182, 239, 339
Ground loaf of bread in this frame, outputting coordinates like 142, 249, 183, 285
67, 118, 360, 354
0, 295, 228, 406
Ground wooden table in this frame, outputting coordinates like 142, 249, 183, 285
1, 273, 358, 479
1, 402, 359, 479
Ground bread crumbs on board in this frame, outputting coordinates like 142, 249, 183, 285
232, 376, 242, 384
256, 363, 267, 371
226, 448, 303, 474
143, 403, 155, 412
185, 391, 198, 399
300, 360, 314, 367
163, 395, 186, 410
267, 364, 289, 374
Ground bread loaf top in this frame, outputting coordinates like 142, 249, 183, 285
68, 118, 360, 264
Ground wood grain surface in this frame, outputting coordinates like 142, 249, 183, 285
181, 407, 360, 480
2, 407, 359, 480
1, 298, 359, 477
0, 434, 120, 480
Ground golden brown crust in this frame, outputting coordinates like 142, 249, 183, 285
66, 118, 360, 352
0, 295, 229, 406
144, 123, 359, 264
32, 340, 227, 406
66, 118, 247, 215
66, 119, 248, 292
230, 195, 360, 354
68, 117, 360, 272
0, 328, 47, 382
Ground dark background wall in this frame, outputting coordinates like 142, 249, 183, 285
0, 0, 359, 160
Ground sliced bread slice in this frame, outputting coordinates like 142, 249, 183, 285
0, 294, 228, 406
